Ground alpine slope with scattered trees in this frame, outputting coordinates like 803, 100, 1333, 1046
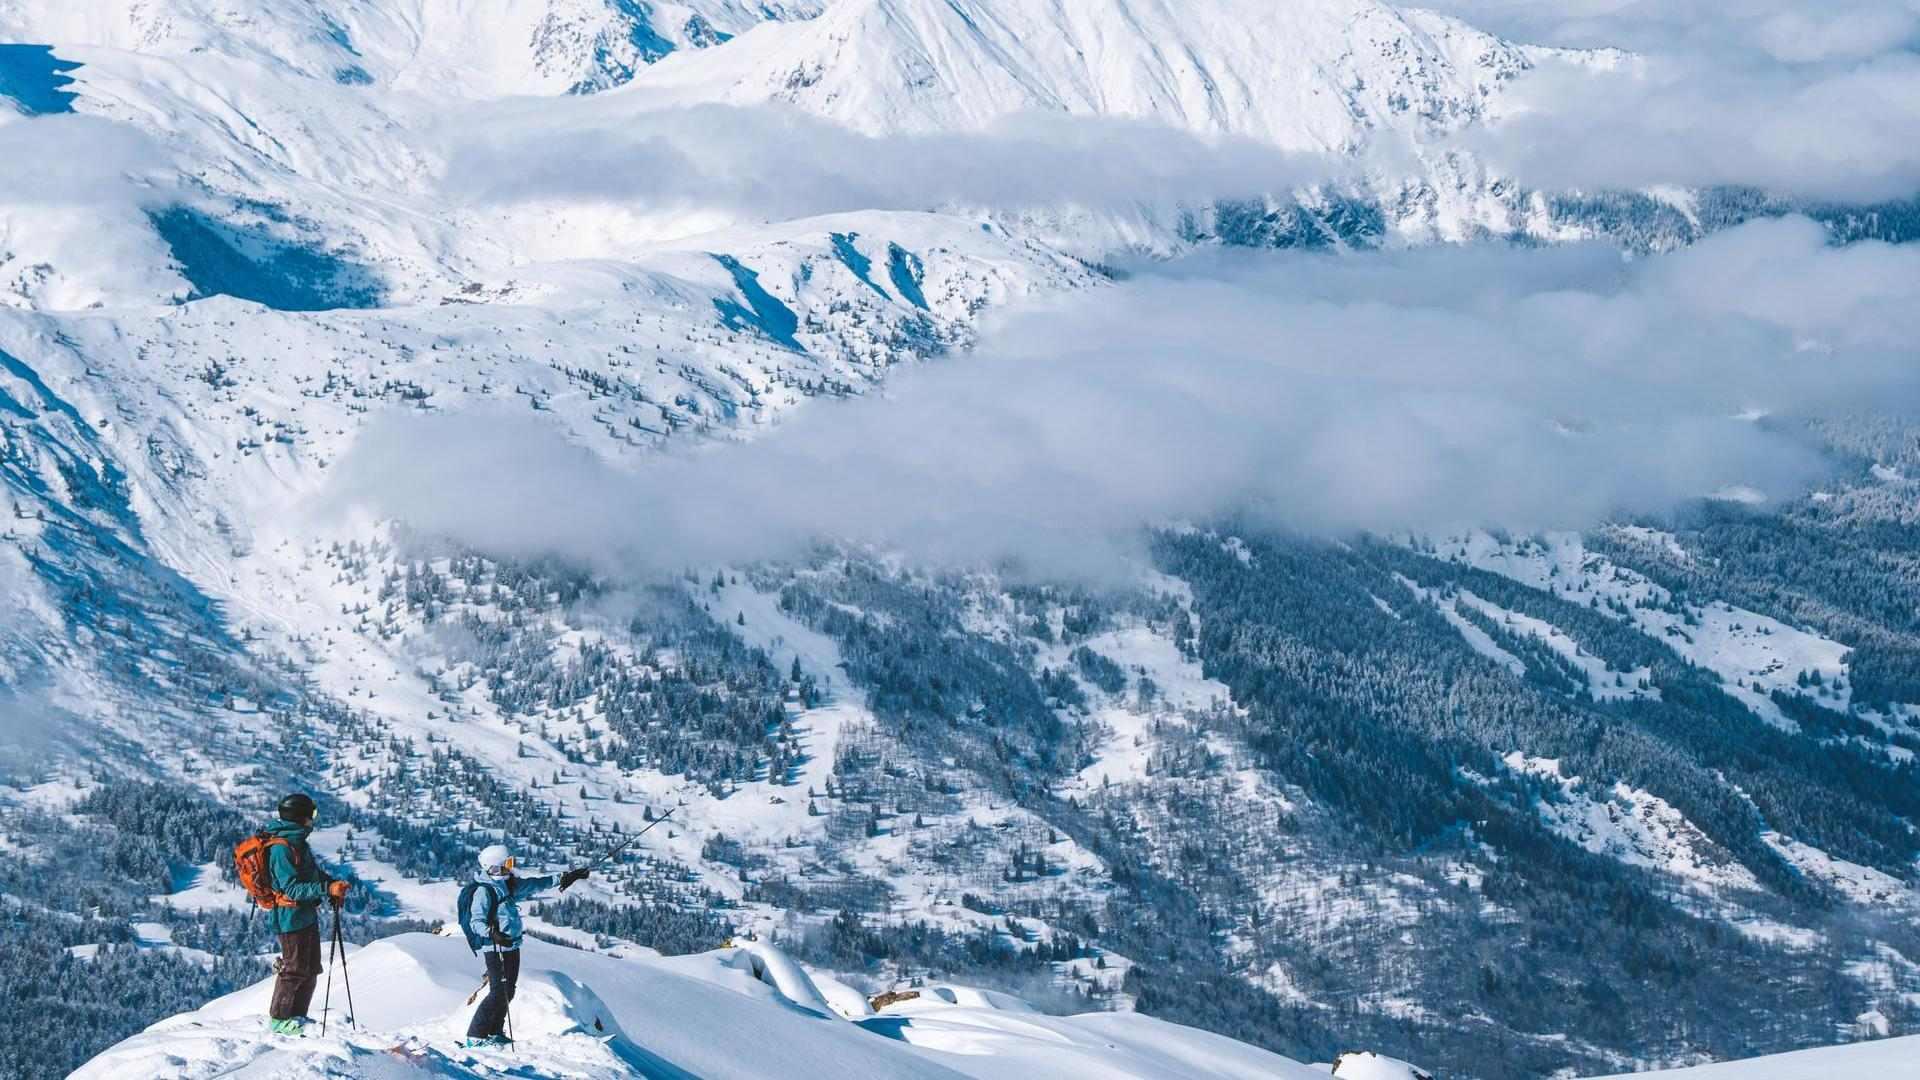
2, 0, 1919, 1078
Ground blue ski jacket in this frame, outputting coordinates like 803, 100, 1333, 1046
465, 873, 558, 953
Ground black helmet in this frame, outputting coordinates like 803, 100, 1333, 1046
278, 792, 317, 823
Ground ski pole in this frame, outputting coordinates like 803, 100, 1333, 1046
335, 909, 359, 1031
320, 915, 336, 1038
586, 807, 677, 871
500, 955, 515, 1054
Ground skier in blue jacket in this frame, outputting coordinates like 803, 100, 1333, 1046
461, 844, 589, 1047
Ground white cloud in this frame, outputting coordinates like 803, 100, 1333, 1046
329, 217, 1920, 579
438, 103, 1337, 222
0, 113, 185, 307
0, 113, 173, 206
1477, 52, 1920, 202
1437, 0, 1920, 201
1429, 0, 1920, 63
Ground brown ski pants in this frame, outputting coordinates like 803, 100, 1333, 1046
269, 923, 323, 1020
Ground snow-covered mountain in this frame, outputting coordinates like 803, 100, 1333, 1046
0, 0, 1626, 317
634, 0, 1569, 148
625, 0, 1632, 242
4, 1, 1920, 1078
0, 0, 822, 96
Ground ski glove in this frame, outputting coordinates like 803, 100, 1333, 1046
560, 867, 590, 891
490, 929, 514, 948
327, 880, 350, 908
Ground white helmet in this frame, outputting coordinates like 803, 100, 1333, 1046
478, 844, 514, 877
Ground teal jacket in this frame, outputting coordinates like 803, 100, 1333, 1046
263, 819, 330, 934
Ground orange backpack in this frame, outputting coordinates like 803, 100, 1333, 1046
234, 832, 300, 909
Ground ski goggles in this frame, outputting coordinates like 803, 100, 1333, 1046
485, 856, 516, 874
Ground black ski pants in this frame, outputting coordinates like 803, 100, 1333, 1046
467, 949, 521, 1039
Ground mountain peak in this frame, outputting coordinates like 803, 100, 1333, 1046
633, 0, 1551, 151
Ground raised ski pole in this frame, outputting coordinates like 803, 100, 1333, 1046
587, 806, 677, 871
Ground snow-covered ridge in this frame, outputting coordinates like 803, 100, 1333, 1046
0, 0, 1633, 315
616, 0, 1635, 243
0, 0, 821, 99
1592, 1036, 1920, 1080
71, 931, 1920, 1079
71, 932, 1326, 1079
629, 0, 1579, 150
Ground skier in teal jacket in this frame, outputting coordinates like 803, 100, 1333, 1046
263, 794, 348, 1035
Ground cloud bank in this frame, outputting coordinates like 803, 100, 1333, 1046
1437, 0, 1920, 201
0, 113, 171, 206
0, 113, 184, 307
329, 217, 1920, 579
439, 104, 1337, 222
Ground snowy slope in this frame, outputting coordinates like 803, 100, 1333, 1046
0, 0, 818, 98
625, 0, 1624, 241
6, 3, 1919, 1077
1497, 754, 1763, 895
71, 932, 1324, 1080
0, 0, 1629, 316
0, 208, 1093, 737
70, 930, 1920, 1079
1592, 1036, 1920, 1080
1427, 530, 1863, 728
